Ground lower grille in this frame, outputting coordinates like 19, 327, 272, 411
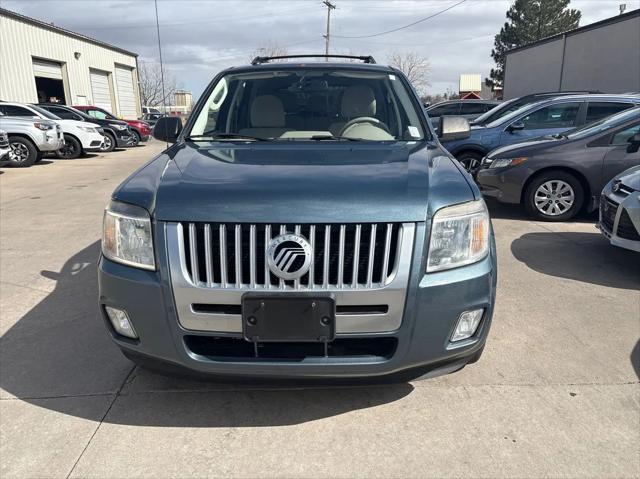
180, 222, 403, 290
600, 197, 618, 232
617, 209, 640, 241
185, 335, 397, 361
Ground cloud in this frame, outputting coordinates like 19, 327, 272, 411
4, 0, 638, 97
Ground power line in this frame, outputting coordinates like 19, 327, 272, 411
332, 0, 468, 38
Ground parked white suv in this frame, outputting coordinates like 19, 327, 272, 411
0, 116, 63, 167
0, 103, 103, 159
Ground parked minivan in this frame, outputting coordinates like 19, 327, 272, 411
443, 94, 640, 172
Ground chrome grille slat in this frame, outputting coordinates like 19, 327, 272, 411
181, 222, 404, 291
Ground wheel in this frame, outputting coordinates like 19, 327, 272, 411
127, 133, 140, 147
524, 170, 584, 221
7, 137, 37, 167
457, 151, 484, 174
132, 130, 142, 145
35, 152, 44, 163
100, 132, 116, 152
56, 135, 82, 159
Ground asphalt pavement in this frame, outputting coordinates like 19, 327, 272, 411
1, 140, 638, 478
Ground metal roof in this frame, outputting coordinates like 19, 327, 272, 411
506, 8, 640, 55
0, 7, 138, 57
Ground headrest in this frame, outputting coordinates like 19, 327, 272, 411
341, 86, 376, 117
250, 95, 285, 127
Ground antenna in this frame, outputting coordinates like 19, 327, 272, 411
154, 0, 169, 148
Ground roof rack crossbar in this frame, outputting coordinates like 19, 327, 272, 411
251, 54, 376, 65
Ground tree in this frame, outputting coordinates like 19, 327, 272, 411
138, 61, 177, 108
490, 0, 581, 84
249, 41, 288, 63
387, 51, 430, 94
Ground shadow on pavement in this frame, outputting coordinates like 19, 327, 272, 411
0, 241, 413, 426
511, 231, 640, 290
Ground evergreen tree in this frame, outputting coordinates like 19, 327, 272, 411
490, 0, 581, 84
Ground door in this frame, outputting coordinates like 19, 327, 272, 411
600, 122, 640, 190
32, 59, 66, 103
90, 70, 113, 112
115, 65, 137, 119
502, 102, 582, 146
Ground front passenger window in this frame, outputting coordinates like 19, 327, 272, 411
521, 103, 580, 130
611, 124, 640, 145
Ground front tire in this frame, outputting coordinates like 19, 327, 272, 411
56, 135, 82, 159
7, 137, 37, 167
100, 132, 116, 152
524, 170, 584, 221
132, 130, 142, 145
457, 151, 484, 174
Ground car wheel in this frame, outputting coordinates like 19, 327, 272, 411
56, 135, 82, 159
7, 137, 37, 167
100, 132, 116, 152
132, 130, 142, 145
127, 133, 140, 147
457, 151, 484, 174
524, 171, 584, 221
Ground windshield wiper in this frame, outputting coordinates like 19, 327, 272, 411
186, 132, 269, 141
308, 134, 361, 141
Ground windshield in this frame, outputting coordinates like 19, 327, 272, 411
189, 68, 427, 141
484, 101, 549, 128
472, 98, 518, 124
30, 105, 61, 120
566, 106, 640, 140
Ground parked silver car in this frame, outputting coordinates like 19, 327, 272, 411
598, 162, 640, 252
0, 115, 64, 167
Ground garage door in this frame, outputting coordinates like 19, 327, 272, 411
32, 59, 63, 79
115, 65, 137, 118
90, 69, 113, 112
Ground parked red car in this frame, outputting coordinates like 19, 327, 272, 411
72, 105, 152, 143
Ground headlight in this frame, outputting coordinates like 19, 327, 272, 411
34, 122, 54, 131
77, 126, 97, 133
427, 199, 490, 272
488, 157, 527, 168
112, 124, 128, 130
102, 201, 155, 270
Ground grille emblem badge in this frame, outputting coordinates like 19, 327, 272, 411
267, 233, 313, 280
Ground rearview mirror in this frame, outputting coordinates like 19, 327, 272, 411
438, 116, 470, 142
627, 132, 640, 153
507, 121, 525, 132
153, 116, 182, 143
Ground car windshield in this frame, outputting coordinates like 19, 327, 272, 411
30, 105, 61, 120
188, 68, 427, 141
566, 106, 640, 140
483, 101, 549, 128
472, 98, 518, 124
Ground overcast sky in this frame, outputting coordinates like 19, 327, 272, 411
4, 0, 639, 97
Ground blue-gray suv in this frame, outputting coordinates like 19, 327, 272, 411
442, 94, 640, 172
98, 55, 497, 381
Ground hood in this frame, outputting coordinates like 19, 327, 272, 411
57, 119, 101, 129
614, 165, 640, 191
125, 141, 474, 223
487, 136, 563, 158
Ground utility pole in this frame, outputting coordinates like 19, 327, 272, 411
322, 0, 336, 61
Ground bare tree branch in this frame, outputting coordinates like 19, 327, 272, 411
249, 41, 289, 62
387, 51, 430, 94
138, 61, 177, 108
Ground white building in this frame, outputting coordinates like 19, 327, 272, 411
0, 7, 141, 119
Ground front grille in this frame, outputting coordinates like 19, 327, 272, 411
180, 222, 403, 290
600, 197, 618, 232
617, 209, 640, 241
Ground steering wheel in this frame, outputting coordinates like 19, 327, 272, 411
339, 117, 391, 137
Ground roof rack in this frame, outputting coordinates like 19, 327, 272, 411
250, 54, 376, 65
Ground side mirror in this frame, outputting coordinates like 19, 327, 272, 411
153, 116, 183, 143
627, 132, 640, 153
507, 121, 525, 133
439, 116, 470, 142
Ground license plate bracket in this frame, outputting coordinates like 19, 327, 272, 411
242, 294, 335, 343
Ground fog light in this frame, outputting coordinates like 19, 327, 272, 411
451, 309, 483, 342
105, 306, 138, 339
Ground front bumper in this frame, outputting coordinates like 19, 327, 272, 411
476, 167, 525, 204
597, 187, 640, 253
79, 132, 105, 150
98, 223, 497, 379
40, 129, 65, 152
114, 129, 135, 147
